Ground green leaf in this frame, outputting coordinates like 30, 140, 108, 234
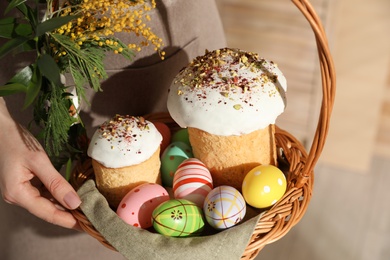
65, 158, 72, 181
0, 18, 15, 25
19, 39, 36, 52
23, 64, 42, 109
37, 53, 62, 86
3, 39, 35, 56
0, 82, 27, 96
8, 65, 34, 85
15, 23, 33, 37
0, 36, 30, 59
36, 16, 78, 37
4, 0, 27, 14
0, 18, 33, 39
0, 65, 39, 96
0, 18, 17, 38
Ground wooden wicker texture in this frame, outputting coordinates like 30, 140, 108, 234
70, 0, 336, 259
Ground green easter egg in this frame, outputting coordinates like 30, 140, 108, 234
152, 199, 205, 237
160, 142, 193, 187
172, 128, 191, 148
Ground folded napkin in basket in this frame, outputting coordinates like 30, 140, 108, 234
77, 179, 261, 260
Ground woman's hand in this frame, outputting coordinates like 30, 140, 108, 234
0, 98, 81, 229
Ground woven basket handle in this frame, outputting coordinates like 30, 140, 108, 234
291, 0, 336, 187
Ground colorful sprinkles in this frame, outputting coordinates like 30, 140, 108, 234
172, 48, 282, 107
93, 114, 150, 153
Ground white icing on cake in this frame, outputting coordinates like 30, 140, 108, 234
87, 115, 162, 168
167, 48, 287, 136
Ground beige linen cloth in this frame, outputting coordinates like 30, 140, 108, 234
78, 180, 261, 260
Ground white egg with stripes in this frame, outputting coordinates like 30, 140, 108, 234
172, 158, 213, 208
203, 185, 246, 230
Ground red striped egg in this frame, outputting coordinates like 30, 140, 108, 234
172, 158, 213, 208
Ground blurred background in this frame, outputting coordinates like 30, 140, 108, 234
215, 0, 390, 259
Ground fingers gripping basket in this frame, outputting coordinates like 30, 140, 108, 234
70, 0, 336, 259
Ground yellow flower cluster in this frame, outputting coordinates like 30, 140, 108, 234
54, 0, 165, 59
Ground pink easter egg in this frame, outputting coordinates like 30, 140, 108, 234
172, 158, 213, 208
117, 183, 170, 228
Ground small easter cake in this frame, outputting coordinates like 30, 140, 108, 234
87, 115, 162, 208
167, 48, 287, 190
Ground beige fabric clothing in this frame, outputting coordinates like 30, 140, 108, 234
0, 1, 226, 259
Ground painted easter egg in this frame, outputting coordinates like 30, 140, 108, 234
117, 183, 170, 228
153, 122, 171, 155
203, 186, 246, 230
172, 158, 213, 208
160, 142, 193, 187
171, 128, 191, 147
242, 165, 287, 209
152, 199, 205, 237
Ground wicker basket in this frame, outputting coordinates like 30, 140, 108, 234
70, 0, 336, 259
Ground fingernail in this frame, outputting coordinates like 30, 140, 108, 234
64, 191, 82, 209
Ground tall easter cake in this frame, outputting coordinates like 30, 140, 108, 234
167, 48, 287, 189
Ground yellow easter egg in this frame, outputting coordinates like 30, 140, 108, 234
242, 165, 287, 208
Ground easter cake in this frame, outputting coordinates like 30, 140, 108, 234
87, 115, 162, 208
167, 48, 287, 190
